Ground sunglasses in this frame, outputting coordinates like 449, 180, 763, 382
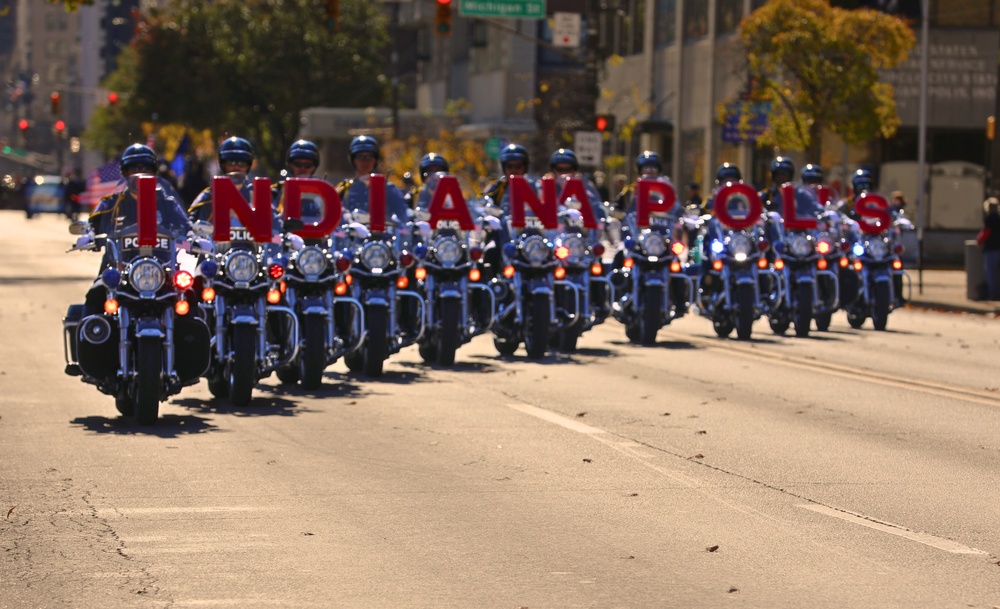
553, 165, 574, 173
223, 160, 250, 168
123, 165, 155, 175
504, 162, 525, 170
291, 161, 316, 169
354, 153, 376, 161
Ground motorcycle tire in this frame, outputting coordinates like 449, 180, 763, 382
418, 340, 438, 363
814, 311, 832, 332
768, 306, 790, 336
794, 282, 813, 338
207, 370, 229, 399
344, 350, 363, 373
523, 294, 550, 360
847, 307, 867, 329
713, 312, 735, 338
134, 336, 162, 426
115, 388, 134, 417
228, 325, 256, 407
299, 315, 327, 390
735, 283, 755, 341
559, 323, 581, 352
493, 336, 519, 357
437, 299, 461, 366
362, 306, 388, 377
872, 281, 891, 331
275, 365, 300, 385
640, 285, 663, 346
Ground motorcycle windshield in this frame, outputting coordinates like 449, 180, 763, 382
111, 224, 176, 266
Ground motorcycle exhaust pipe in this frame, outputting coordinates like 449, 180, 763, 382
80, 315, 113, 345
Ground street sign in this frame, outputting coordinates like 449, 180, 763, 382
722, 101, 770, 144
458, 0, 545, 19
574, 131, 603, 168
552, 12, 580, 48
486, 136, 510, 160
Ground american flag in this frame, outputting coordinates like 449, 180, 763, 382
79, 160, 124, 211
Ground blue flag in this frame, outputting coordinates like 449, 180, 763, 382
171, 133, 191, 180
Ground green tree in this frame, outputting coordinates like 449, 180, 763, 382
86, 0, 390, 174
733, 0, 915, 159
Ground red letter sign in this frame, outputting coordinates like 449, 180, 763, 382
855, 192, 891, 235
714, 183, 762, 230
136, 175, 158, 246
427, 175, 475, 230
367, 174, 386, 232
781, 184, 817, 230
212, 176, 273, 242
509, 175, 558, 229
556, 178, 599, 229
283, 178, 343, 239
635, 179, 677, 228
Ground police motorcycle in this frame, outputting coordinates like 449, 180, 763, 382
766, 185, 840, 337
192, 173, 299, 406
487, 175, 563, 359
409, 172, 494, 365
63, 175, 212, 425
335, 177, 425, 377
273, 180, 364, 389
611, 177, 695, 345
842, 193, 912, 331
696, 182, 781, 341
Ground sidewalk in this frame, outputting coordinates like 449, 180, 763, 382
904, 269, 1000, 316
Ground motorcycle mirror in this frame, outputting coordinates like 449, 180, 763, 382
192, 220, 214, 237
68, 220, 90, 235
283, 217, 304, 232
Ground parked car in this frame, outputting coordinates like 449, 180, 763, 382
25, 175, 67, 218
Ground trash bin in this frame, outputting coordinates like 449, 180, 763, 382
965, 240, 985, 300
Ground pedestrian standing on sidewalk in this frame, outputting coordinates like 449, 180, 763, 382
981, 197, 1000, 300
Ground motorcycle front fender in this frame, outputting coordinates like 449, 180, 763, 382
135, 317, 165, 338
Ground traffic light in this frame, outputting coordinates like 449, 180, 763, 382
435, 0, 452, 36
54, 120, 66, 133
595, 114, 615, 133
324, 0, 339, 30
50, 91, 61, 116
108, 91, 119, 106
18, 118, 29, 132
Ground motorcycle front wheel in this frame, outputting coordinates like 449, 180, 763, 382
523, 294, 550, 359
362, 306, 388, 377
872, 281, 891, 331
300, 315, 326, 390
437, 299, 461, 366
228, 325, 256, 406
639, 285, 663, 345
794, 282, 813, 338
735, 283, 755, 341
135, 336, 162, 426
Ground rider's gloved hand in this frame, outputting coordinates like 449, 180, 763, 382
75, 235, 95, 250
286, 234, 305, 251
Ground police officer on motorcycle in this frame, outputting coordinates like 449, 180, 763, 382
273, 139, 322, 218
80, 144, 194, 315
412, 152, 450, 211
615, 151, 670, 217
335, 135, 409, 223
548, 148, 607, 223
188, 136, 257, 223
481, 143, 532, 214
761, 156, 795, 213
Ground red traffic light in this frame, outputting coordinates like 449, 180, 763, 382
108, 91, 119, 105
436, 0, 451, 4
50, 91, 61, 115
595, 114, 615, 132
435, 0, 452, 35
18, 119, 29, 131
54, 120, 66, 132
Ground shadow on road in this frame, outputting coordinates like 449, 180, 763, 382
69, 413, 220, 436
173, 394, 306, 418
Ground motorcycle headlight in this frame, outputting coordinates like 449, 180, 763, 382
558, 234, 587, 260
128, 259, 165, 292
639, 232, 667, 257
521, 235, 551, 265
729, 232, 753, 257
789, 234, 814, 258
867, 238, 889, 260
360, 241, 394, 271
225, 250, 259, 283
434, 236, 463, 266
296, 246, 327, 276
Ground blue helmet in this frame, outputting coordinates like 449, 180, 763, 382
499, 144, 529, 169
119, 144, 157, 174
801, 163, 824, 185
549, 148, 579, 171
419, 153, 449, 180
716, 162, 742, 183
636, 151, 662, 173
852, 168, 873, 194
349, 135, 380, 163
287, 139, 319, 165
770, 156, 795, 182
218, 136, 254, 166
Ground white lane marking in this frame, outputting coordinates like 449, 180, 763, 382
96, 506, 263, 517
506, 402, 607, 434
798, 504, 988, 555
506, 402, 989, 556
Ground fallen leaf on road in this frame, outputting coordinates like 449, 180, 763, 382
688, 454, 705, 460
576, 412, 587, 417
582, 458, 593, 463
706, 545, 720, 552
301, 532, 314, 536
661, 412, 670, 416
348, 401, 357, 405
621, 555, 635, 559
627, 493, 639, 497
6, 506, 15, 519
696, 430, 707, 435
728, 587, 739, 593
987, 387, 998, 392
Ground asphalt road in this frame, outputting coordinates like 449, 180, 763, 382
2, 212, 999, 609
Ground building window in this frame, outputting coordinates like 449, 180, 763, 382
932, 0, 1000, 27
683, 0, 708, 41
681, 128, 706, 188
655, 0, 676, 47
716, 0, 743, 36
